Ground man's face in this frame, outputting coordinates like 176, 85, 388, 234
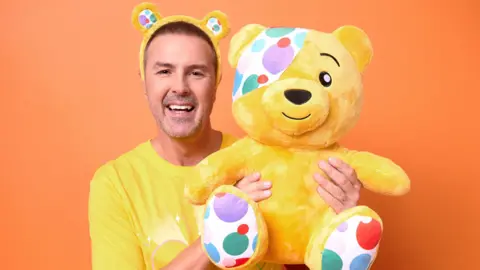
144, 33, 217, 139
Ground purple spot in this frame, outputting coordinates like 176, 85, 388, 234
213, 193, 248, 222
337, 222, 348, 232
139, 15, 148, 26
262, 44, 294, 75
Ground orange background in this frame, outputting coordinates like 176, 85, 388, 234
1, 0, 479, 269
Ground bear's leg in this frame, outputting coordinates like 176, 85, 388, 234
304, 206, 383, 270
201, 185, 268, 269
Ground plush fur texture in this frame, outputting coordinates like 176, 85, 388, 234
184, 23, 411, 270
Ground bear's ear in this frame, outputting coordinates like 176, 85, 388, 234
228, 24, 266, 68
131, 2, 163, 34
333, 25, 373, 73
200, 10, 231, 42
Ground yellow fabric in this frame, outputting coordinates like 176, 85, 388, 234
131, 2, 230, 84
89, 133, 285, 270
185, 24, 411, 269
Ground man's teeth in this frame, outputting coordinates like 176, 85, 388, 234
168, 105, 194, 111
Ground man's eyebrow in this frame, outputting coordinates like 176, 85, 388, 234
153, 62, 174, 68
188, 64, 209, 70
320, 53, 340, 67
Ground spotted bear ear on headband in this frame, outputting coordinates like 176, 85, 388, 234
201, 10, 230, 42
131, 2, 162, 34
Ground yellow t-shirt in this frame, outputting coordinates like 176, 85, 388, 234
88, 133, 284, 270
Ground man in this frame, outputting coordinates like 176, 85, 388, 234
88, 6, 362, 270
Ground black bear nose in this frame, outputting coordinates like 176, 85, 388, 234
284, 89, 312, 105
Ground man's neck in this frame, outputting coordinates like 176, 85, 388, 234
151, 127, 223, 167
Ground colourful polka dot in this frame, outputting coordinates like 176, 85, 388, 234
237, 224, 249, 235
232, 70, 243, 97
204, 205, 210, 219
213, 193, 249, 223
337, 222, 348, 232
223, 232, 249, 256
262, 44, 295, 75
265, 27, 295, 38
144, 9, 151, 15
208, 17, 217, 24
251, 39, 265, 52
213, 24, 220, 32
242, 74, 260, 95
321, 249, 343, 270
277, 37, 291, 48
294, 31, 307, 48
252, 234, 258, 251
139, 15, 148, 26
350, 254, 372, 270
222, 257, 236, 267
234, 258, 250, 267
257, 74, 268, 84
204, 243, 220, 263
149, 14, 157, 23
356, 218, 382, 250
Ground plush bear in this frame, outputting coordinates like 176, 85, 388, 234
185, 24, 411, 270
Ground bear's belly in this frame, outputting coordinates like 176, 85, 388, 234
245, 152, 332, 264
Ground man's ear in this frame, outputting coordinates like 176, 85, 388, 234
228, 24, 266, 68
332, 25, 373, 73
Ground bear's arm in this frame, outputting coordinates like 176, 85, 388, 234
184, 138, 252, 205
336, 148, 411, 196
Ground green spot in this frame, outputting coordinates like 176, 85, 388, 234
242, 74, 259, 95
150, 14, 157, 23
223, 232, 249, 256
213, 24, 220, 32
265, 27, 295, 38
321, 249, 343, 270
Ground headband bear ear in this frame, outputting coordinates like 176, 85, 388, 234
131, 2, 162, 34
201, 10, 230, 42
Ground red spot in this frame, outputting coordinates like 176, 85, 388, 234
237, 224, 249, 235
234, 258, 250, 267
145, 19, 150, 23
277, 37, 291, 48
215, 192, 226, 198
356, 219, 382, 250
257, 74, 268, 84
217, 20, 221, 26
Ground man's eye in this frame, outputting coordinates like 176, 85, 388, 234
156, 70, 170, 75
191, 71, 204, 76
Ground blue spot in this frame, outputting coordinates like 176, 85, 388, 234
144, 9, 151, 15
204, 243, 221, 263
145, 23, 152, 29
252, 234, 258, 251
232, 69, 243, 97
204, 206, 210, 219
208, 17, 217, 24
251, 39, 265, 52
294, 31, 307, 48
350, 254, 371, 270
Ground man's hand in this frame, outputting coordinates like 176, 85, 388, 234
314, 157, 362, 213
235, 173, 272, 202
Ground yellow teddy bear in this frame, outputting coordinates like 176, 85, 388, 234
185, 23, 411, 270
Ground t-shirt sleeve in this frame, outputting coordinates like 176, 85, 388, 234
88, 163, 146, 270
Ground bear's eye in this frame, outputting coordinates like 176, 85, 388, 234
319, 71, 332, 87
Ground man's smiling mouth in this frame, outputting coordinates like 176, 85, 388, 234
282, 112, 311, 120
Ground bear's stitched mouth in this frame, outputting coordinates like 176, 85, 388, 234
282, 112, 311, 120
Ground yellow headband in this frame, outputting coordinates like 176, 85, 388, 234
131, 2, 230, 85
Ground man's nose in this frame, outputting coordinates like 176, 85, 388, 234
171, 74, 190, 94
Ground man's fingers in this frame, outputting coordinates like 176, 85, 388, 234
318, 160, 354, 192
314, 173, 347, 202
243, 172, 261, 183
250, 189, 272, 202
328, 157, 360, 187
316, 186, 343, 214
